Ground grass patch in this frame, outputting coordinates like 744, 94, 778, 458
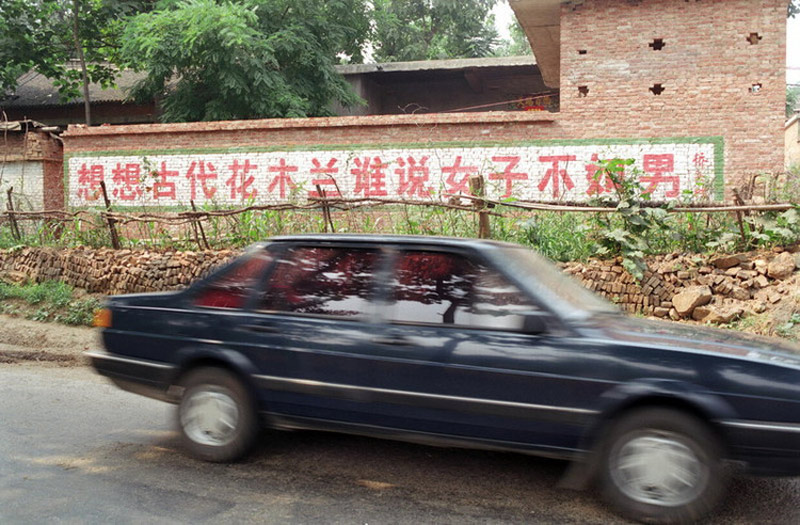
0, 280, 101, 327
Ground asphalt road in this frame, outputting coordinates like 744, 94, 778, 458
1, 365, 799, 524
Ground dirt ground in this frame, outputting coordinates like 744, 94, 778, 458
0, 315, 98, 367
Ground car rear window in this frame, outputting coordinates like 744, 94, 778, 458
258, 246, 379, 318
194, 250, 273, 309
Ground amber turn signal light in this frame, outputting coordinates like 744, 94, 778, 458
93, 308, 112, 328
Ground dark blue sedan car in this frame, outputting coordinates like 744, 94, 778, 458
87, 235, 800, 524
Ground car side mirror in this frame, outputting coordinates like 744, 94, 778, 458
521, 313, 549, 335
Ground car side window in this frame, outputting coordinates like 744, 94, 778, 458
194, 250, 273, 309
258, 246, 379, 318
388, 250, 538, 329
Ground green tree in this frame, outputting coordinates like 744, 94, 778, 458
0, 1, 153, 124
789, 86, 800, 118
790, 0, 799, 18
371, 0, 498, 62
494, 17, 532, 57
120, 0, 370, 122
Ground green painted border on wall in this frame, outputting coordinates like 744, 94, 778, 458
63, 136, 726, 205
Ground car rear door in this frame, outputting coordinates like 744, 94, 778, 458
363, 246, 594, 453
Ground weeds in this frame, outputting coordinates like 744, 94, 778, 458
0, 164, 798, 266
0, 280, 100, 327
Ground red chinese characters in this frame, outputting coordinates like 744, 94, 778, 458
226, 159, 258, 200
641, 154, 679, 198
268, 159, 298, 199
153, 162, 178, 200
352, 157, 388, 197
442, 156, 478, 194
110, 163, 142, 201
395, 156, 431, 197
489, 156, 527, 198
308, 158, 341, 198
537, 156, 576, 198
186, 161, 218, 201
76, 163, 105, 201
585, 154, 625, 196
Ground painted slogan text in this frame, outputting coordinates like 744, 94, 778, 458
68, 142, 719, 207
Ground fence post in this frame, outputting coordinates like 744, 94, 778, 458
731, 188, 750, 246
99, 180, 122, 249
315, 185, 335, 233
5, 188, 22, 242
190, 200, 210, 250
469, 175, 491, 239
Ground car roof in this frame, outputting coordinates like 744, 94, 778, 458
267, 234, 519, 250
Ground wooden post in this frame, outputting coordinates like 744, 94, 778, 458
315, 185, 335, 233
469, 175, 491, 239
190, 200, 210, 249
731, 188, 750, 246
5, 188, 21, 242
99, 180, 122, 249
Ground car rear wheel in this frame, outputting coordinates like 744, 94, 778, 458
177, 367, 259, 462
598, 408, 726, 524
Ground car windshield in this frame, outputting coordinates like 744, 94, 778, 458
499, 246, 619, 318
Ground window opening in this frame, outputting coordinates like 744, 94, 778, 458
747, 32, 762, 45
649, 39, 665, 51
578, 86, 589, 97
578, 49, 588, 55
650, 84, 665, 95
749, 83, 762, 94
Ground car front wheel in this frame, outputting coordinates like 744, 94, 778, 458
177, 367, 259, 462
599, 408, 726, 524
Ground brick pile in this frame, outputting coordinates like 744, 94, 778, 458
564, 249, 798, 322
562, 260, 676, 315
0, 247, 236, 294
0, 247, 796, 325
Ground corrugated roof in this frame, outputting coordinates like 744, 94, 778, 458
1, 66, 146, 107
2, 56, 537, 108
0, 119, 48, 131
336, 55, 537, 75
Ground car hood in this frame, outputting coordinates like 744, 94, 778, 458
594, 316, 800, 369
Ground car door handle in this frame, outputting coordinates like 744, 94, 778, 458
372, 335, 411, 346
239, 323, 278, 333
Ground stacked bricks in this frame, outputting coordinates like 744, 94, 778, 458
0, 247, 236, 294
0, 247, 795, 323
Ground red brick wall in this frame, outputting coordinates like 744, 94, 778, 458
559, 0, 786, 189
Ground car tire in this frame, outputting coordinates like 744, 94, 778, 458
598, 408, 726, 524
177, 367, 259, 463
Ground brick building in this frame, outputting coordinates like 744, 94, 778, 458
0, 121, 64, 211
60, 0, 787, 209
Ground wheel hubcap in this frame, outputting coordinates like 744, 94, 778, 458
180, 388, 240, 447
611, 431, 708, 507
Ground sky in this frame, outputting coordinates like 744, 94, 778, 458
493, 2, 800, 85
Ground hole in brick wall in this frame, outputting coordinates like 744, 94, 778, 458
650, 84, 665, 95
747, 32, 763, 45
649, 38, 665, 51
578, 86, 589, 97
578, 49, 588, 55
750, 83, 762, 94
